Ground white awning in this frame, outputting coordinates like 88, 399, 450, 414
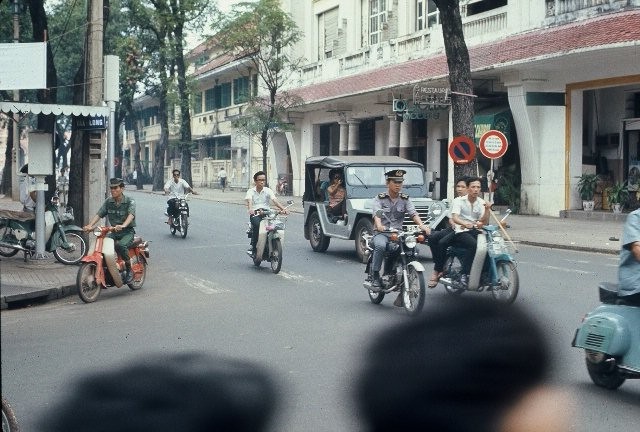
0, 101, 109, 117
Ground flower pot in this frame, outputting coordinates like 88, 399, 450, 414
582, 200, 595, 212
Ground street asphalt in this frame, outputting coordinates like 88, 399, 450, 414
0, 185, 628, 309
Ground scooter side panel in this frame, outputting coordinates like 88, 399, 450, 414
102, 237, 124, 287
574, 306, 633, 356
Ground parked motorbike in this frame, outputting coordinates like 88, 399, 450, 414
246, 201, 293, 274
77, 226, 150, 303
276, 175, 288, 196
438, 212, 518, 304
362, 214, 428, 316
0, 203, 87, 264
167, 193, 190, 239
1, 396, 19, 432
572, 282, 640, 390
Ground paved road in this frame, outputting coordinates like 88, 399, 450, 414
1, 193, 638, 432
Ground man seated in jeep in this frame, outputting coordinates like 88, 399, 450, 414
370, 169, 430, 290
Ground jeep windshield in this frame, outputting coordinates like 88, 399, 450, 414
345, 166, 424, 187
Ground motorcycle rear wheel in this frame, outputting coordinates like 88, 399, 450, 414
442, 255, 465, 295
491, 261, 519, 304
403, 267, 426, 316
54, 232, 87, 265
128, 258, 147, 290
180, 215, 188, 239
585, 353, 626, 390
270, 238, 283, 274
77, 262, 100, 303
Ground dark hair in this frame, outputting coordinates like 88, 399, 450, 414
253, 171, 266, 181
44, 352, 279, 432
172, 169, 180, 175
356, 297, 550, 432
329, 168, 342, 180
465, 176, 482, 186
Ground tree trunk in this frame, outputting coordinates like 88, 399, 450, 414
1, 118, 13, 195
152, 88, 170, 191
174, 21, 194, 187
433, 0, 476, 181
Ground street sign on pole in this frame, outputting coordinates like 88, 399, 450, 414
448, 136, 476, 164
479, 130, 508, 159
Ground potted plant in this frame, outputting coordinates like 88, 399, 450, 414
605, 181, 629, 214
576, 173, 600, 211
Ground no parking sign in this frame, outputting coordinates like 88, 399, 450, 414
448, 136, 476, 164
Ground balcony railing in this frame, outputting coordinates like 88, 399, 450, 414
546, 0, 638, 17
463, 9, 508, 40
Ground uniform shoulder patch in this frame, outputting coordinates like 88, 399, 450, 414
400, 193, 409, 199
377, 192, 388, 199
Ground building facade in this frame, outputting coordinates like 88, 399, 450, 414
278, 0, 640, 215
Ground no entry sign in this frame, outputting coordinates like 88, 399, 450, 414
448, 136, 476, 164
479, 130, 508, 159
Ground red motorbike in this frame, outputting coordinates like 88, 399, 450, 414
76, 226, 150, 303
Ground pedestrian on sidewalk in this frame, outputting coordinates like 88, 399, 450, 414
218, 167, 228, 192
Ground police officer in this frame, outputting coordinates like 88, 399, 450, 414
370, 169, 430, 290
83, 178, 136, 284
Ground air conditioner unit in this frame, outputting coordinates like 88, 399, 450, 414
392, 99, 407, 112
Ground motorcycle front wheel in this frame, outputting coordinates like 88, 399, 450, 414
1, 397, 19, 432
54, 231, 87, 265
0, 244, 19, 257
402, 267, 426, 316
77, 262, 100, 303
270, 238, 283, 274
180, 214, 188, 239
442, 255, 465, 295
491, 261, 519, 304
128, 257, 147, 290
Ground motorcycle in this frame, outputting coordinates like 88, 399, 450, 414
167, 193, 190, 239
246, 201, 293, 274
438, 214, 519, 304
0, 202, 87, 264
76, 226, 150, 303
572, 282, 640, 390
1, 396, 19, 432
362, 210, 428, 316
276, 175, 288, 196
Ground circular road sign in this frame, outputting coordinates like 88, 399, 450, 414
479, 130, 508, 159
448, 136, 476, 164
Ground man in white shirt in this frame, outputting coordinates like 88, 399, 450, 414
450, 176, 491, 288
163, 169, 198, 225
217, 167, 228, 192
244, 171, 289, 256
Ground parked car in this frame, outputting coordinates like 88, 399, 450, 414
303, 156, 449, 262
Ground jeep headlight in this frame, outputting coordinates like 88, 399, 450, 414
430, 202, 443, 217
404, 235, 417, 249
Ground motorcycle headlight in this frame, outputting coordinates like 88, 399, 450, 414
93, 227, 102, 237
404, 235, 417, 249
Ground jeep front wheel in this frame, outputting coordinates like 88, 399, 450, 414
355, 218, 373, 263
308, 212, 330, 252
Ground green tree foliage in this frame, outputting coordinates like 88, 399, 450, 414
213, 0, 304, 177
432, 0, 477, 181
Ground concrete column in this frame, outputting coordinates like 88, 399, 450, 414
347, 120, 360, 156
339, 121, 348, 156
399, 119, 412, 159
388, 115, 400, 156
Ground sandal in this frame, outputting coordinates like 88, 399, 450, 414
428, 271, 442, 288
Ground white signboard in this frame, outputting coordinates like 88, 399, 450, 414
0, 42, 48, 90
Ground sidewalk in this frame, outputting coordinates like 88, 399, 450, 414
0, 185, 627, 309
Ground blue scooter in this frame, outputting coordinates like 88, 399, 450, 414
572, 282, 640, 389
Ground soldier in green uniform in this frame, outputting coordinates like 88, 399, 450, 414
370, 169, 430, 290
83, 178, 136, 283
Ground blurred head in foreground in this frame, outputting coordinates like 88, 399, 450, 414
356, 297, 572, 432
44, 352, 279, 432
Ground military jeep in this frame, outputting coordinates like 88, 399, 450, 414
303, 156, 449, 262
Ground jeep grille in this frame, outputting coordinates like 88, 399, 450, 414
403, 203, 445, 230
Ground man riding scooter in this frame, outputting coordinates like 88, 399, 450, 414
618, 207, 640, 305
83, 178, 136, 284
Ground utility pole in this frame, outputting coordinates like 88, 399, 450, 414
83, 0, 105, 223
11, 0, 21, 201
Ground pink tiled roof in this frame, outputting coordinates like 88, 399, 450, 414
294, 10, 640, 104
